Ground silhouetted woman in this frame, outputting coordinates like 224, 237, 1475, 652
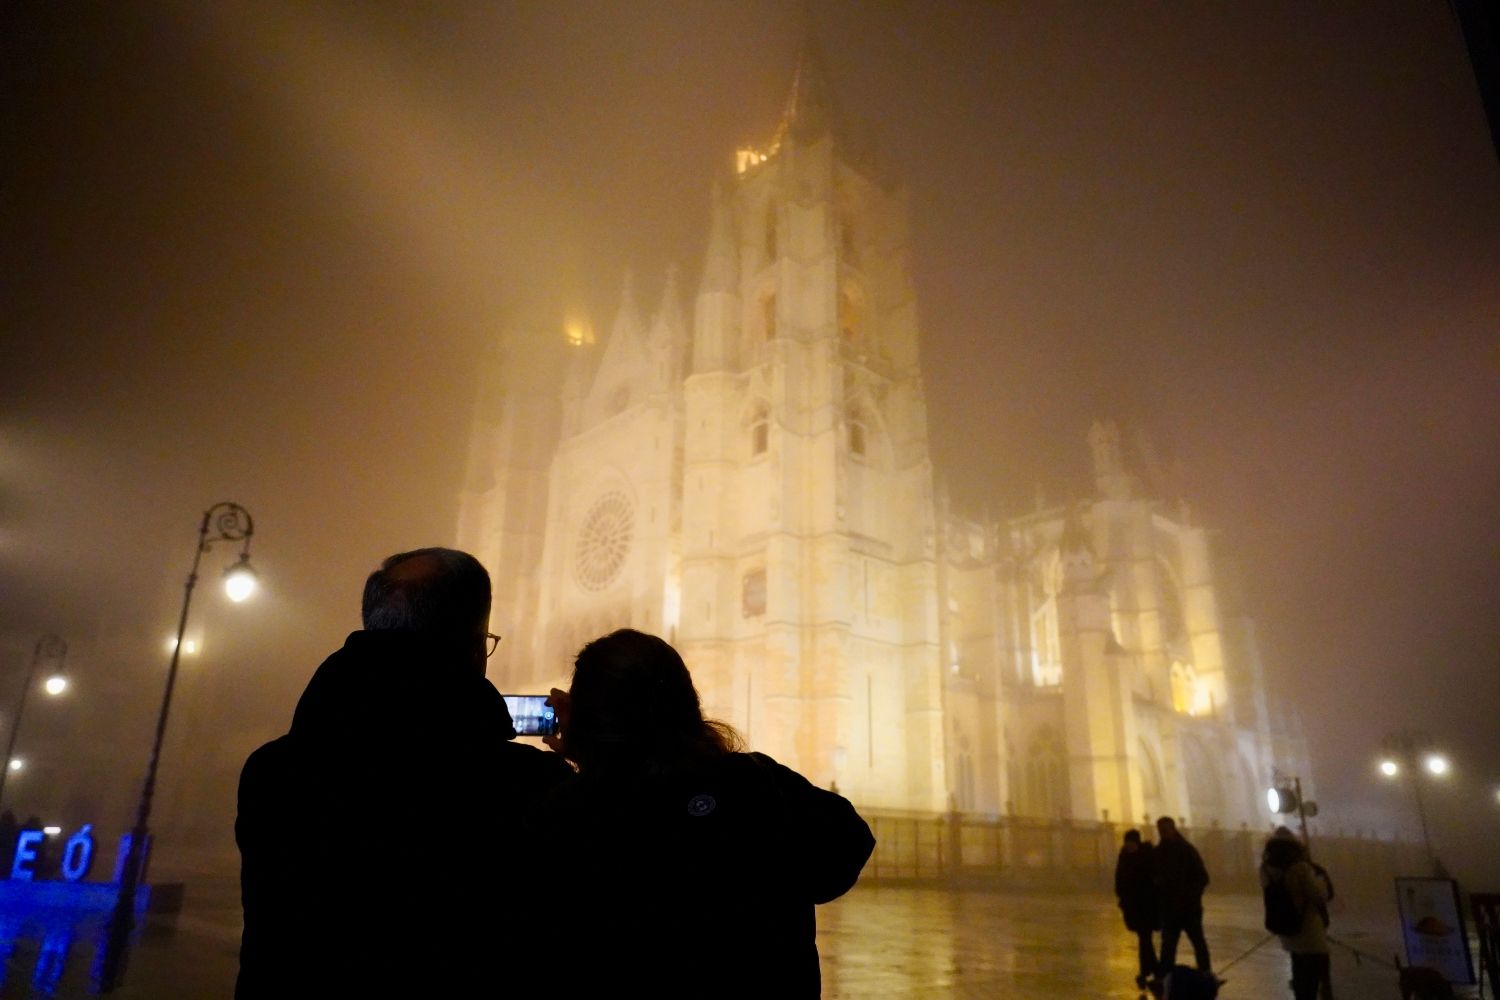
535, 629, 874, 999
1260, 831, 1330, 1000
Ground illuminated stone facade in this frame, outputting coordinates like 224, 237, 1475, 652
457, 54, 1306, 824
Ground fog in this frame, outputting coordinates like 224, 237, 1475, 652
3, 2, 1498, 882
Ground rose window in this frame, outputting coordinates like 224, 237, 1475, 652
574, 490, 634, 591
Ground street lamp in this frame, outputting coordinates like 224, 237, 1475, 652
1379, 729, 1447, 873
98, 502, 256, 992
0, 634, 69, 815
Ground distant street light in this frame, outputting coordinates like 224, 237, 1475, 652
0, 634, 69, 815
1380, 729, 1448, 873
98, 502, 257, 992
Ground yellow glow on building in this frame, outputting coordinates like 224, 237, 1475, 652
564, 311, 595, 347
735, 147, 770, 174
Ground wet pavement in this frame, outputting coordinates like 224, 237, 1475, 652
2, 875, 1416, 998
820, 886, 1408, 998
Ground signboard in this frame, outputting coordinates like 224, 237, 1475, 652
0, 826, 153, 994
1395, 876, 1476, 985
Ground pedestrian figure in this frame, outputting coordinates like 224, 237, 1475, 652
1115, 828, 1159, 990
1152, 816, 1213, 976
534, 629, 875, 999
1261, 830, 1330, 1000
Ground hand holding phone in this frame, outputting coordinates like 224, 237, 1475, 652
502, 695, 559, 737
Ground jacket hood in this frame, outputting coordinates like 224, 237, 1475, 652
290, 630, 516, 744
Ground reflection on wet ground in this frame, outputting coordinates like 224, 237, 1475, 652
6, 876, 1412, 998
818, 885, 1407, 999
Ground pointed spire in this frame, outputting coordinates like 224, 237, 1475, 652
620, 268, 638, 318
610, 268, 646, 347
771, 35, 838, 150
701, 180, 738, 294
653, 264, 686, 340
649, 265, 689, 389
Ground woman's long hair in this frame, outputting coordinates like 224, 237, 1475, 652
563, 629, 742, 774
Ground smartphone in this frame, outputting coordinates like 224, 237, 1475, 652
503, 695, 559, 737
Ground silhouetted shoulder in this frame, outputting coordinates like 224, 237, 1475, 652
738, 752, 875, 903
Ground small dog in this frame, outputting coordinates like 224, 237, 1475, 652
1395, 955, 1455, 1000
1148, 965, 1220, 1000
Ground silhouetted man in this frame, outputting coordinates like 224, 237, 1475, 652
1152, 816, 1213, 977
235, 548, 570, 997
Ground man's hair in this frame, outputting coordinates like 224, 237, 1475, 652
1124, 829, 1142, 844
1156, 816, 1178, 834
361, 548, 490, 636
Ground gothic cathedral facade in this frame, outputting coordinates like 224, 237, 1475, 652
457, 54, 1307, 827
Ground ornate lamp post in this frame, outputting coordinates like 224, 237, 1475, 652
1379, 729, 1448, 873
0, 634, 70, 815
98, 502, 257, 991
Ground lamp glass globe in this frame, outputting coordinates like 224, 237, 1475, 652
224, 566, 257, 603
43, 675, 67, 696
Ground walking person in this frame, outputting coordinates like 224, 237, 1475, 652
1152, 816, 1213, 976
1261, 830, 1331, 1000
1115, 828, 1159, 990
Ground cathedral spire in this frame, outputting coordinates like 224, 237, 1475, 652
610, 267, 646, 352
771, 35, 839, 150
653, 264, 686, 340
701, 180, 738, 294
650, 264, 689, 386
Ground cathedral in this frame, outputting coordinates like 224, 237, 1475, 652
457, 51, 1308, 828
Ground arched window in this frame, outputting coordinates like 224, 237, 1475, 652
761, 293, 777, 341
847, 407, 868, 457
839, 285, 862, 341
741, 568, 767, 617
764, 201, 777, 264
1170, 661, 1196, 715
749, 402, 769, 456
840, 219, 858, 265
1157, 557, 1186, 642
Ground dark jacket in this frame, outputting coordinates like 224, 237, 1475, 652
533, 751, 875, 999
235, 630, 572, 998
1152, 834, 1210, 917
1115, 842, 1158, 931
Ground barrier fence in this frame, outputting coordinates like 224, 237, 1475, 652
859, 810, 1430, 903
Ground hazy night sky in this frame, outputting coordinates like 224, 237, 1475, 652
3, 2, 1497, 873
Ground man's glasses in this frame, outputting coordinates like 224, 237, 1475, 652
486, 633, 503, 658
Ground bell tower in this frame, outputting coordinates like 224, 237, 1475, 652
679, 43, 947, 811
